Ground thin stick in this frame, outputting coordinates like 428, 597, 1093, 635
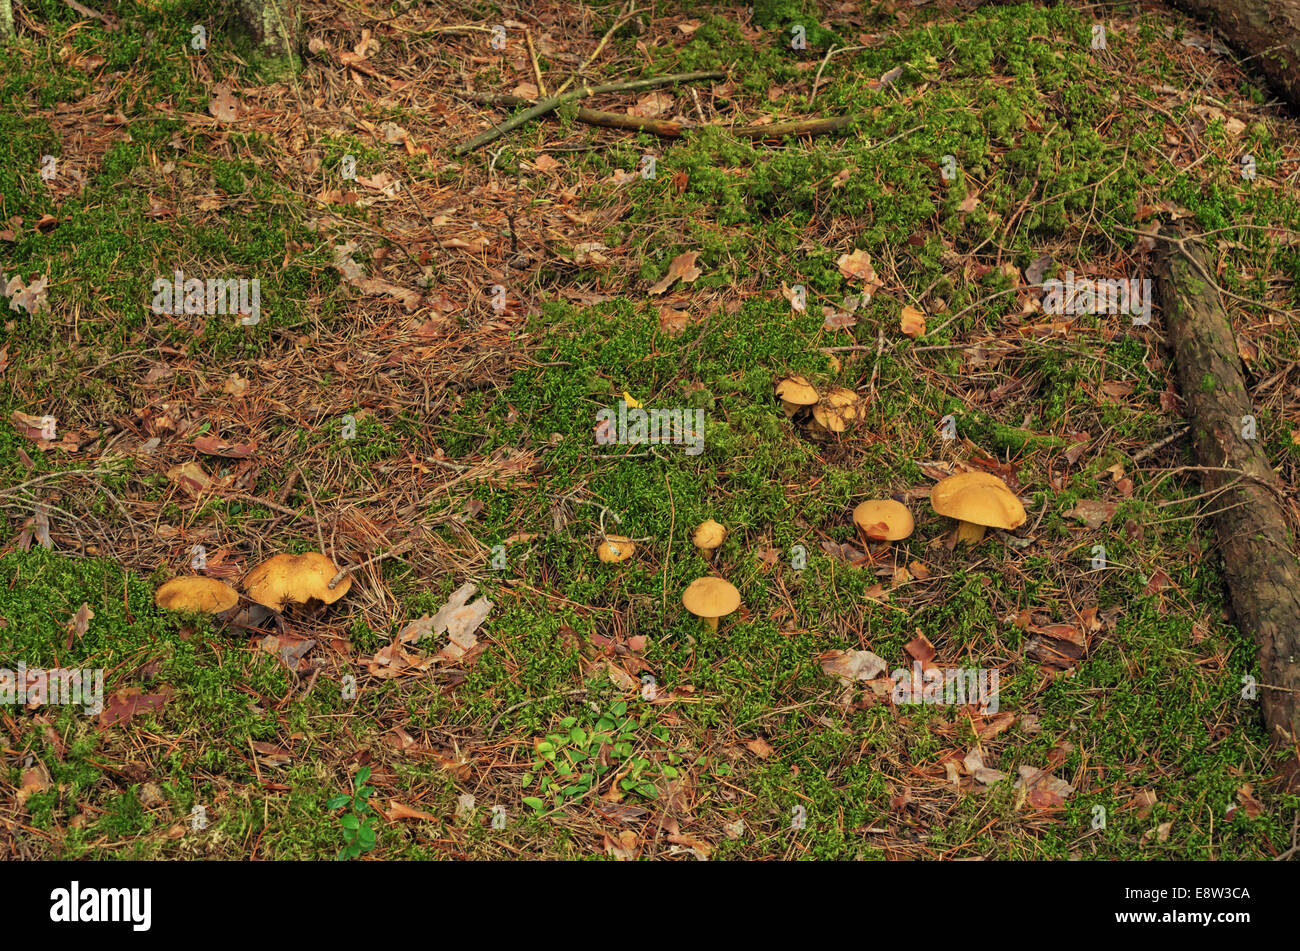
296, 465, 328, 555
453, 71, 724, 155
553, 2, 636, 98
525, 29, 548, 96
328, 539, 414, 590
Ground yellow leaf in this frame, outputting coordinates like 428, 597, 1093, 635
623, 392, 643, 409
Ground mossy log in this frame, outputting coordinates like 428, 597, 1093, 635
1155, 225, 1300, 783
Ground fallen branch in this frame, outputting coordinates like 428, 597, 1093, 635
459, 90, 854, 141
452, 70, 725, 155
1155, 224, 1300, 783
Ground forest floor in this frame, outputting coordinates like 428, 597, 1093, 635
2, 0, 1300, 860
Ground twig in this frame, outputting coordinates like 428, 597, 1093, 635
553, 2, 636, 98
486, 688, 591, 734
453, 71, 724, 155
808, 44, 873, 105
296, 465, 329, 556
328, 539, 415, 590
525, 29, 548, 96
1130, 426, 1190, 464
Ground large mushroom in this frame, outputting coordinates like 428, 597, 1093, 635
597, 535, 635, 563
242, 552, 351, 611
775, 376, 819, 417
155, 576, 240, 614
692, 520, 726, 562
930, 471, 1026, 544
682, 576, 741, 633
852, 499, 914, 543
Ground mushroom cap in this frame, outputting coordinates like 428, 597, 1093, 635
597, 535, 635, 563
811, 387, 864, 433
692, 519, 726, 550
775, 375, 819, 406
242, 552, 351, 610
682, 576, 741, 619
852, 499, 915, 541
155, 576, 240, 614
930, 471, 1026, 530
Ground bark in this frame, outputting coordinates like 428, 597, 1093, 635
235, 0, 299, 78
1155, 226, 1300, 782
1162, 0, 1300, 109
0, 0, 14, 41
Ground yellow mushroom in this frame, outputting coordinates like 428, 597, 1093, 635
681, 576, 741, 633
775, 376, 819, 417
242, 552, 351, 611
692, 520, 726, 561
597, 535, 635, 563
155, 576, 240, 614
811, 386, 864, 433
852, 499, 915, 543
930, 471, 1026, 544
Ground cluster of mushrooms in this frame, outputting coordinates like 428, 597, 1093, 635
594, 473, 1026, 637
155, 552, 351, 618
856, 471, 1026, 547
775, 376, 865, 435
597, 519, 742, 633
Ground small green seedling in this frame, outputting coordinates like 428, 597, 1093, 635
326, 766, 378, 860
521, 701, 679, 814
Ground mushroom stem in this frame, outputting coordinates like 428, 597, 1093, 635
704, 616, 719, 633
954, 520, 986, 545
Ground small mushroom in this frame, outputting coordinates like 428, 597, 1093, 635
775, 375, 819, 417
930, 471, 1026, 544
682, 576, 741, 633
852, 499, 914, 542
155, 576, 239, 614
692, 520, 726, 561
597, 535, 635, 563
242, 552, 351, 611
811, 386, 864, 433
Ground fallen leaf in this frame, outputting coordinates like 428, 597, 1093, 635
99, 687, 174, 727
17, 761, 52, 806
837, 248, 877, 283
745, 737, 775, 758
899, 305, 926, 338
649, 251, 702, 295
1067, 499, 1118, 529
819, 649, 887, 682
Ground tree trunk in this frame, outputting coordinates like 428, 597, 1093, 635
1163, 0, 1300, 109
1154, 226, 1300, 784
0, 0, 15, 41
235, 0, 299, 79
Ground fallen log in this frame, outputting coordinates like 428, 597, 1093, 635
452, 70, 724, 155
1154, 225, 1300, 782
458, 91, 854, 142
